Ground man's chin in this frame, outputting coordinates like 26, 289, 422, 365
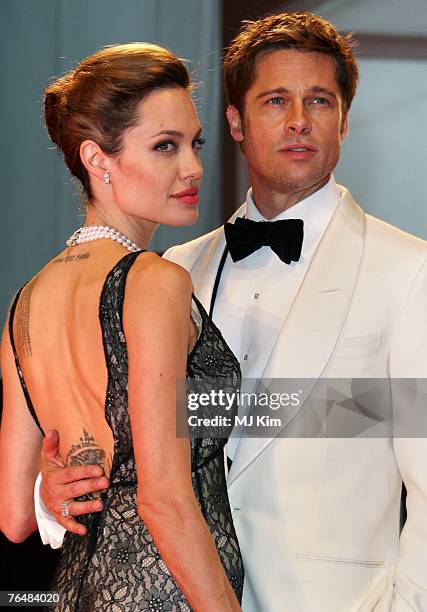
275, 171, 332, 195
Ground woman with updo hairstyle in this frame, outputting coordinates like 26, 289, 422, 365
0, 43, 243, 611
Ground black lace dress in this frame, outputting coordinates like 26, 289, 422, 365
10, 251, 243, 611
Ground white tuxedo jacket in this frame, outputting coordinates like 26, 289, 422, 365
165, 188, 427, 612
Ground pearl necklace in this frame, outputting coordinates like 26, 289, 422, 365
66, 225, 142, 252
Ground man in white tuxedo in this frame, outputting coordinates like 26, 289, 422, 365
34, 12, 427, 611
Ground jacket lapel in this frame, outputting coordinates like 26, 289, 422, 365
228, 191, 366, 485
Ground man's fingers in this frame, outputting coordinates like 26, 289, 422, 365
42, 430, 60, 460
66, 498, 104, 517
57, 515, 89, 536
44, 464, 106, 485
52, 498, 105, 535
66, 476, 109, 499
41, 475, 108, 510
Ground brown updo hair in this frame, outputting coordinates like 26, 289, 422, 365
44, 43, 190, 199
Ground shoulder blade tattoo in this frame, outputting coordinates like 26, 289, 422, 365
15, 281, 35, 359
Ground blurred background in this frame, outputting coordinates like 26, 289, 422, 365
0, 0, 426, 590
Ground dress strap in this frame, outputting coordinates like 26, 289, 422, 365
191, 293, 207, 318
98, 250, 146, 449
8, 286, 44, 435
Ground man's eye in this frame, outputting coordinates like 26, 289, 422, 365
311, 97, 330, 105
193, 137, 205, 151
267, 97, 284, 105
155, 141, 175, 152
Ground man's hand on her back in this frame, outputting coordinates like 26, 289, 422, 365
40, 430, 109, 535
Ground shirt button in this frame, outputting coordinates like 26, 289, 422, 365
243, 354, 248, 361
253, 293, 259, 299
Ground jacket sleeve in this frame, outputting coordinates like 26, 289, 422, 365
384, 256, 427, 610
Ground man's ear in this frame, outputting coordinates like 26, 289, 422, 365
226, 105, 244, 143
80, 140, 112, 183
340, 110, 349, 140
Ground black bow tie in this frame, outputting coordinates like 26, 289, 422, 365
224, 217, 304, 264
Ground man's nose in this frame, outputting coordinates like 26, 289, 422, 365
284, 102, 311, 135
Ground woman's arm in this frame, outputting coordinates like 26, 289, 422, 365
124, 255, 240, 612
0, 321, 43, 542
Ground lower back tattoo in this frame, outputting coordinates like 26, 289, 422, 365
66, 428, 106, 468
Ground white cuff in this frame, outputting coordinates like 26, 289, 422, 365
34, 472, 65, 549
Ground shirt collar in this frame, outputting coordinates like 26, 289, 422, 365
244, 175, 342, 261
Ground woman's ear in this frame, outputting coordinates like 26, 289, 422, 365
80, 140, 112, 183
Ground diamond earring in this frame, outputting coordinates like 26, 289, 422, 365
103, 172, 111, 184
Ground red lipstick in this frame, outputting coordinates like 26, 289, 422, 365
171, 187, 199, 205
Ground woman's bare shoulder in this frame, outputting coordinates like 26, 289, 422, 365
123, 252, 193, 338
128, 252, 193, 298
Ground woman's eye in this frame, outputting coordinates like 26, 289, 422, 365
193, 137, 205, 151
155, 141, 175, 152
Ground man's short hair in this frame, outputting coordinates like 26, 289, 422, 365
224, 12, 359, 114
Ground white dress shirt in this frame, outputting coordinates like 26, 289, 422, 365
215, 176, 343, 459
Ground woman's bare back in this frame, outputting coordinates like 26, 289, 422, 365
11, 244, 157, 476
